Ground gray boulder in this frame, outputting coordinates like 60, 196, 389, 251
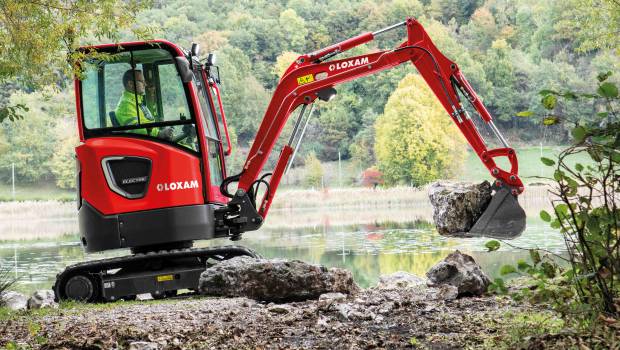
1, 291, 28, 311
128, 342, 160, 350
199, 256, 359, 302
375, 271, 427, 290
426, 250, 491, 296
428, 181, 492, 235
27, 290, 58, 309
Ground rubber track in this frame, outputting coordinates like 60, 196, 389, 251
53, 245, 260, 300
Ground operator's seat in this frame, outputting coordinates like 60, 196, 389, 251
109, 111, 121, 127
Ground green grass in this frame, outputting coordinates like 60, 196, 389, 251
0, 183, 74, 202
457, 146, 594, 184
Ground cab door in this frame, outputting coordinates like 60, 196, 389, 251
192, 64, 228, 204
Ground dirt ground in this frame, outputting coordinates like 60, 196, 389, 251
0, 286, 559, 350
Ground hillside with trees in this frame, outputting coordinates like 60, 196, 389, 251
0, 0, 617, 189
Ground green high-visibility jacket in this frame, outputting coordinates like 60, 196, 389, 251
115, 91, 157, 136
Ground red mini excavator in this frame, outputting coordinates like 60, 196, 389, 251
54, 18, 526, 302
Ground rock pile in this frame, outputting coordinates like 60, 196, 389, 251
1, 289, 58, 311
428, 181, 492, 235
0, 291, 28, 311
27, 290, 57, 309
426, 250, 491, 296
199, 256, 359, 302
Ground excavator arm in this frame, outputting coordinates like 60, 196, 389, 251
215, 18, 526, 240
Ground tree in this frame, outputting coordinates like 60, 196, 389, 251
553, 0, 620, 52
429, 0, 484, 25
460, 6, 497, 53
483, 39, 517, 122
195, 30, 229, 53
49, 118, 79, 189
360, 167, 384, 188
0, 90, 70, 183
274, 51, 300, 78
278, 9, 308, 52
303, 152, 324, 188
216, 46, 270, 145
0, 0, 152, 122
374, 74, 466, 186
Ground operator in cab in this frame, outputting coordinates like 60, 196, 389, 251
115, 69, 173, 140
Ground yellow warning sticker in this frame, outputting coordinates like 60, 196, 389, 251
156, 274, 174, 282
297, 74, 314, 85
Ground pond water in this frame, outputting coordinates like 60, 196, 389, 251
0, 206, 566, 294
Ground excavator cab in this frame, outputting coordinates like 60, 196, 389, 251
75, 41, 233, 254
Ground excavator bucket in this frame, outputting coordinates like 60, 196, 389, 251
468, 187, 526, 239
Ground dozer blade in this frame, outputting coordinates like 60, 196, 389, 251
468, 187, 526, 239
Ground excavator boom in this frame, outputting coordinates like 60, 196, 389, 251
218, 18, 526, 239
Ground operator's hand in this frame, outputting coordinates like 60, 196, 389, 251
157, 127, 174, 141
182, 124, 197, 138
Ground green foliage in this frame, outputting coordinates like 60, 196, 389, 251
488, 74, 619, 338
553, 0, 620, 52
0, 89, 74, 185
303, 152, 324, 188
375, 74, 466, 186
49, 126, 79, 189
216, 46, 270, 145
274, 51, 300, 78
484, 240, 500, 252
0, 0, 152, 122
540, 74, 619, 317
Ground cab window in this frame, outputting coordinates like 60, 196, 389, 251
208, 83, 230, 154
194, 66, 225, 186
80, 48, 198, 152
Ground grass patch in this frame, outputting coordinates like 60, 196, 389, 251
457, 146, 594, 184
484, 310, 566, 348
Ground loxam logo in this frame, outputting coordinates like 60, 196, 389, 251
328, 56, 369, 72
156, 180, 199, 192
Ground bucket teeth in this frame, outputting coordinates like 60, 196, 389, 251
468, 187, 526, 239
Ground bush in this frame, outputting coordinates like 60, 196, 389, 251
487, 72, 619, 343
360, 167, 384, 188
374, 74, 466, 186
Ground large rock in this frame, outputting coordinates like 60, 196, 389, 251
27, 290, 58, 309
426, 250, 491, 296
428, 181, 492, 235
199, 256, 359, 302
375, 271, 427, 290
0, 291, 28, 311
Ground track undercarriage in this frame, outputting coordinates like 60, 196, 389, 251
53, 245, 259, 303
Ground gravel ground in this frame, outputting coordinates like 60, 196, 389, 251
0, 287, 540, 350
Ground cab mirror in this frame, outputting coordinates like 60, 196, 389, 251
191, 43, 200, 57
206, 53, 216, 66
174, 56, 194, 83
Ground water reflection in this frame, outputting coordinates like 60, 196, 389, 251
0, 207, 565, 293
